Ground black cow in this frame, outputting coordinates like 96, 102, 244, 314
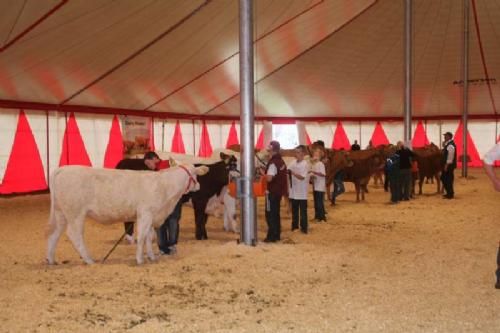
185, 153, 237, 240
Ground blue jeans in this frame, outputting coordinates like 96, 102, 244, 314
331, 172, 345, 204
157, 200, 183, 252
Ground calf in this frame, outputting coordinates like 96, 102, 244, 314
413, 144, 443, 194
341, 149, 384, 202
46, 164, 208, 265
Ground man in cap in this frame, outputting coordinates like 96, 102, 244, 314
441, 132, 457, 199
262, 140, 288, 243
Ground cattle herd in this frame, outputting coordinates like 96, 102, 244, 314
46, 143, 445, 265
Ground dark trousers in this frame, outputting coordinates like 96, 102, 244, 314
399, 168, 412, 200
389, 172, 400, 202
331, 174, 345, 204
384, 169, 390, 192
157, 200, 183, 252
441, 168, 455, 198
313, 191, 326, 220
265, 193, 282, 241
124, 222, 134, 236
291, 199, 308, 233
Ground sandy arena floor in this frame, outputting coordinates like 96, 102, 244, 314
0, 169, 499, 332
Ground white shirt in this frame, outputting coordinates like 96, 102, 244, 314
267, 163, 277, 177
311, 161, 326, 192
288, 159, 310, 200
444, 140, 455, 164
483, 143, 500, 165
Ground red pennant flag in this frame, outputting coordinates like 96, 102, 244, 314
331, 121, 351, 150
59, 113, 92, 166
149, 118, 155, 151
0, 111, 47, 194
306, 132, 312, 145
198, 121, 213, 157
370, 122, 390, 147
255, 127, 264, 150
225, 121, 239, 148
412, 121, 430, 148
103, 115, 123, 168
171, 120, 186, 153
454, 122, 482, 167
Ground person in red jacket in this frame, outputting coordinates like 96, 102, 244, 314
262, 140, 288, 243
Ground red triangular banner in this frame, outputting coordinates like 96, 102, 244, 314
149, 118, 155, 151
59, 113, 92, 166
103, 115, 123, 168
306, 132, 312, 145
0, 111, 47, 194
496, 136, 500, 167
454, 122, 482, 167
171, 120, 186, 153
255, 127, 264, 150
225, 121, 239, 148
331, 121, 351, 150
412, 121, 430, 148
370, 122, 390, 147
198, 121, 213, 157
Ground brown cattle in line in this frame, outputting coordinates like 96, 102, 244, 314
339, 149, 385, 202
413, 143, 443, 195
370, 144, 397, 188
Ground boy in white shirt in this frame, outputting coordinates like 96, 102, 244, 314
288, 145, 311, 233
310, 149, 327, 222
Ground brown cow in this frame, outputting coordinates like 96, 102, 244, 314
412, 143, 443, 195
339, 149, 385, 202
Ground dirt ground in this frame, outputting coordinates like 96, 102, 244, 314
0, 169, 499, 333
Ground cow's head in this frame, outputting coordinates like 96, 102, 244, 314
220, 152, 238, 171
178, 164, 209, 192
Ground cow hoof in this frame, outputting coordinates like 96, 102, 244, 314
84, 258, 95, 265
46, 259, 57, 265
148, 254, 156, 262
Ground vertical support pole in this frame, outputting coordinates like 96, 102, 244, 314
239, 0, 256, 246
192, 119, 196, 155
439, 121, 442, 148
404, 0, 413, 144
46, 110, 50, 187
358, 120, 362, 147
462, 0, 470, 177
161, 120, 165, 151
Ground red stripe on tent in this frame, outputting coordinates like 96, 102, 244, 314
171, 120, 186, 153
198, 121, 212, 157
1, 98, 500, 122
61, 0, 211, 105
370, 122, 390, 147
331, 121, 351, 150
225, 121, 239, 148
103, 115, 123, 168
0, 0, 68, 53
255, 127, 265, 150
412, 120, 430, 148
306, 132, 312, 145
454, 122, 482, 168
471, 0, 498, 116
0, 111, 47, 194
59, 113, 92, 166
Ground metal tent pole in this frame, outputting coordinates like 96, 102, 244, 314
239, 0, 256, 246
462, 0, 470, 178
404, 0, 413, 143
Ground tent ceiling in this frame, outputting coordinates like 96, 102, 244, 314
0, 0, 498, 119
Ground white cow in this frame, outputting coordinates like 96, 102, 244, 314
46, 164, 208, 265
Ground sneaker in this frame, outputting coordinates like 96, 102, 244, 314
168, 246, 177, 255
124, 234, 135, 245
159, 248, 171, 256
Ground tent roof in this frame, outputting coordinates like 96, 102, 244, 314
0, 0, 498, 120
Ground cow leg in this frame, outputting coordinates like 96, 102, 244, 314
136, 213, 154, 264
355, 183, 360, 202
361, 184, 366, 201
193, 198, 209, 240
145, 227, 156, 261
418, 175, 424, 195
46, 210, 67, 265
65, 213, 94, 265
201, 213, 209, 240
436, 174, 441, 194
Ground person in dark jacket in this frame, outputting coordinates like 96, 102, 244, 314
262, 140, 288, 243
440, 132, 457, 199
386, 151, 401, 203
115, 151, 160, 244
395, 141, 415, 201
351, 140, 361, 151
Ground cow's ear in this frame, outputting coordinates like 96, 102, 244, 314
169, 157, 178, 167
195, 165, 209, 176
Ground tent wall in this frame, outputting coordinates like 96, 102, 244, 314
1, 109, 499, 194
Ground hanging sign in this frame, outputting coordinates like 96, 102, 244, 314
121, 116, 152, 156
